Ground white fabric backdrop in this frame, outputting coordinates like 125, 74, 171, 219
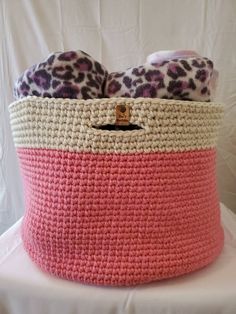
0, 0, 236, 234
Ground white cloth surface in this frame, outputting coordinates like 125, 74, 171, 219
0, 203, 235, 314
1, 0, 236, 235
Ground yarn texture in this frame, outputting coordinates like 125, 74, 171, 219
9, 96, 224, 286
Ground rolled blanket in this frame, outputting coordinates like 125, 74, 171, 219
14, 50, 108, 100
105, 51, 218, 101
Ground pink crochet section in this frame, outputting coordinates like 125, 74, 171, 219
19, 148, 224, 286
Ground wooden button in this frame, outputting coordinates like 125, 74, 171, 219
115, 104, 130, 126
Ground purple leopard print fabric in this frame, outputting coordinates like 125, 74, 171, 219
104, 56, 217, 101
14, 50, 108, 100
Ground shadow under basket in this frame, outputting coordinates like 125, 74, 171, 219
9, 96, 224, 286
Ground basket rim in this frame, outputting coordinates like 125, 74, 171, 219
9, 95, 224, 110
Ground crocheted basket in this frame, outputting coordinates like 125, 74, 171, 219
9, 96, 224, 286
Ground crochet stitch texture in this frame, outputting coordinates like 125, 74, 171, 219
9, 96, 224, 286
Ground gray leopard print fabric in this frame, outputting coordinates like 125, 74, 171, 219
14, 50, 108, 100
104, 57, 217, 101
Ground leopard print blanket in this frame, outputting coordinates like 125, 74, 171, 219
14, 50, 108, 100
14, 50, 218, 102
104, 55, 218, 101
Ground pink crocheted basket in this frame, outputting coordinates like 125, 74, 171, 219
9, 96, 224, 286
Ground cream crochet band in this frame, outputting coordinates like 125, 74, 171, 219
9, 96, 223, 154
